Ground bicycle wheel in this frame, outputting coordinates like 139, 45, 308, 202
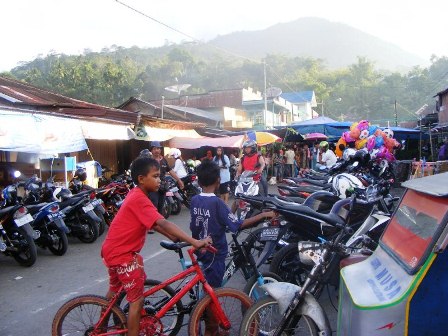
116, 279, 184, 336
188, 287, 253, 336
239, 296, 318, 336
52, 295, 127, 336
243, 271, 283, 301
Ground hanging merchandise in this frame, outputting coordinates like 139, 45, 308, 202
335, 120, 401, 163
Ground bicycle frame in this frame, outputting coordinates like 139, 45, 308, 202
93, 247, 231, 335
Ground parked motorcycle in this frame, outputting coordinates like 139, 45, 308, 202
21, 176, 69, 256
42, 181, 101, 243
178, 173, 201, 209
164, 176, 183, 215
0, 185, 38, 266
69, 173, 107, 236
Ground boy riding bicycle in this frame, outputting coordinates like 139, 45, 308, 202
190, 160, 275, 335
101, 157, 211, 336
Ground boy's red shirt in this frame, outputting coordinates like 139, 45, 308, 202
101, 187, 163, 266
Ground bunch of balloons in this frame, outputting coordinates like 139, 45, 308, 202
335, 120, 400, 162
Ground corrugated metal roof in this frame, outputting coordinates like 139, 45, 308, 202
0, 76, 139, 124
280, 91, 314, 103
165, 105, 223, 122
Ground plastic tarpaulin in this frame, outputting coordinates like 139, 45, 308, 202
167, 135, 245, 149
80, 120, 135, 140
138, 126, 202, 141
0, 110, 87, 154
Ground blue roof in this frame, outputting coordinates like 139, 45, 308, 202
280, 91, 314, 103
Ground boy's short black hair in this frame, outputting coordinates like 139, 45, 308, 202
130, 157, 160, 184
196, 159, 220, 187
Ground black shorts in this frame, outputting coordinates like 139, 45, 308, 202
218, 182, 230, 195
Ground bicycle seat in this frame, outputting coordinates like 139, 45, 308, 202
269, 196, 350, 226
160, 240, 191, 251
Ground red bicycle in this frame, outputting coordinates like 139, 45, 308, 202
51, 244, 253, 335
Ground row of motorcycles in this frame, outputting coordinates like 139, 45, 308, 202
0, 172, 132, 267
0, 165, 201, 267
232, 149, 401, 334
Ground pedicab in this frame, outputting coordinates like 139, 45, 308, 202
338, 172, 448, 335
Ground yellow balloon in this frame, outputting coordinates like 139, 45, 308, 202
355, 138, 367, 149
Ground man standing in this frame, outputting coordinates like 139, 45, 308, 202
149, 141, 184, 216
317, 141, 337, 169
284, 146, 296, 177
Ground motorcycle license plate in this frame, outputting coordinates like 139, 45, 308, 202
47, 212, 63, 221
166, 191, 174, 197
14, 214, 34, 227
91, 199, 102, 207
82, 204, 94, 213
171, 187, 179, 192
260, 227, 280, 241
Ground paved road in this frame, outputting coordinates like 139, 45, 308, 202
0, 188, 341, 335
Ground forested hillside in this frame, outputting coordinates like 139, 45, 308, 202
2, 44, 448, 125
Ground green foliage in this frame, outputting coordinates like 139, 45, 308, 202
5, 46, 448, 126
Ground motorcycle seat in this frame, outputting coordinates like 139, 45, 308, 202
59, 197, 85, 208
0, 205, 16, 216
270, 196, 350, 227
26, 203, 49, 215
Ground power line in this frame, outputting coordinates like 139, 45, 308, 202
114, 0, 313, 103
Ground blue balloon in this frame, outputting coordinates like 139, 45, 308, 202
368, 125, 378, 136
375, 135, 384, 148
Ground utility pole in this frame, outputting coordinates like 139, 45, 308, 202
263, 61, 267, 129
161, 96, 165, 119
394, 100, 398, 126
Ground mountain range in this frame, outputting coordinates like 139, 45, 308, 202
206, 17, 426, 70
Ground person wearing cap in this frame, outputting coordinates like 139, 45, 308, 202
149, 141, 185, 215
317, 141, 337, 169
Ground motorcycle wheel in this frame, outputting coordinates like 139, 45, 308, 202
11, 227, 38, 267
170, 198, 182, 215
47, 226, 69, 256
94, 209, 107, 236
77, 216, 99, 244
160, 199, 170, 219
269, 243, 311, 287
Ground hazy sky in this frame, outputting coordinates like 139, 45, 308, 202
1, 0, 447, 72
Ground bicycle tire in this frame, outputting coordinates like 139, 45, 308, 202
116, 279, 184, 336
239, 296, 319, 336
243, 271, 283, 301
188, 287, 253, 335
52, 294, 127, 336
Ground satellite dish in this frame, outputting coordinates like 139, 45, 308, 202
265, 87, 282, 98
164, 84, 191, 95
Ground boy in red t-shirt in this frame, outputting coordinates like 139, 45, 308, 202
101, 157, 211, 336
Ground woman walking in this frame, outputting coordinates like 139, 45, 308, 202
213, 146, 231, 203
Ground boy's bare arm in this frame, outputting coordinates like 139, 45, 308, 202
240, 210, 275, 230
153, 219, 212, 248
